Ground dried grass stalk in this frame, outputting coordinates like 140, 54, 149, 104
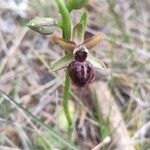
90, 81, 135, 150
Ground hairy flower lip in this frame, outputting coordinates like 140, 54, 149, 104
68, 60, 95, 87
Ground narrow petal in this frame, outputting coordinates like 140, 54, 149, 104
82, 33, 104, 49
50, 52, 73, 72
87, 53, 106, 70
52, 36, 77, 51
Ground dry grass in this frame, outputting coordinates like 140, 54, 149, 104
0, 0, 150, 150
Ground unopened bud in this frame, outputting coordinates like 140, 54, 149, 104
26, 17, 56, 35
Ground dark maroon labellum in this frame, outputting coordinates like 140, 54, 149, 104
68, 60, 95, 87
68, 48, 95, 87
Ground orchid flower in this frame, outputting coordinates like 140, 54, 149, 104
51, 34, 106, 87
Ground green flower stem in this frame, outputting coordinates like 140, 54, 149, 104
63, 71, 72, 127
55, 0, 71, 40
55, 0, 72, 127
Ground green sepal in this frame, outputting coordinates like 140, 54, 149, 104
73, 10, 87, 44
50, 52, 73, 72
73, 23, 84, 44
87, 53, 106, 70
80, 10, 88, 31
26, 17, 56, 35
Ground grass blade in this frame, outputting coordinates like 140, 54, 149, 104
0, 90, 79, 150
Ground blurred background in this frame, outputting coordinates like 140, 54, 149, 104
0, 0, 150, 150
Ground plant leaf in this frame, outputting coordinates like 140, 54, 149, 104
87, 53, 106, 70
26, 17, 56, 35
50, 53, 73, 72
82, 33, 104, 49
52, 37, 77, 51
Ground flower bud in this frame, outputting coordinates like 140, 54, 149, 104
26, 17, 56, 35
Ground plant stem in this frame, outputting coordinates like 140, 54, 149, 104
55, 0, 71, 40
63, 71, 72, 126
55, 0, 72, 127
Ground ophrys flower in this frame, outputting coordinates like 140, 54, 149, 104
51, 33, 106, 87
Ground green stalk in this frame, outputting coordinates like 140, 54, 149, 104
63, 71, 72, 127
55, 0, 71, 40
55, 0, 72, 127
